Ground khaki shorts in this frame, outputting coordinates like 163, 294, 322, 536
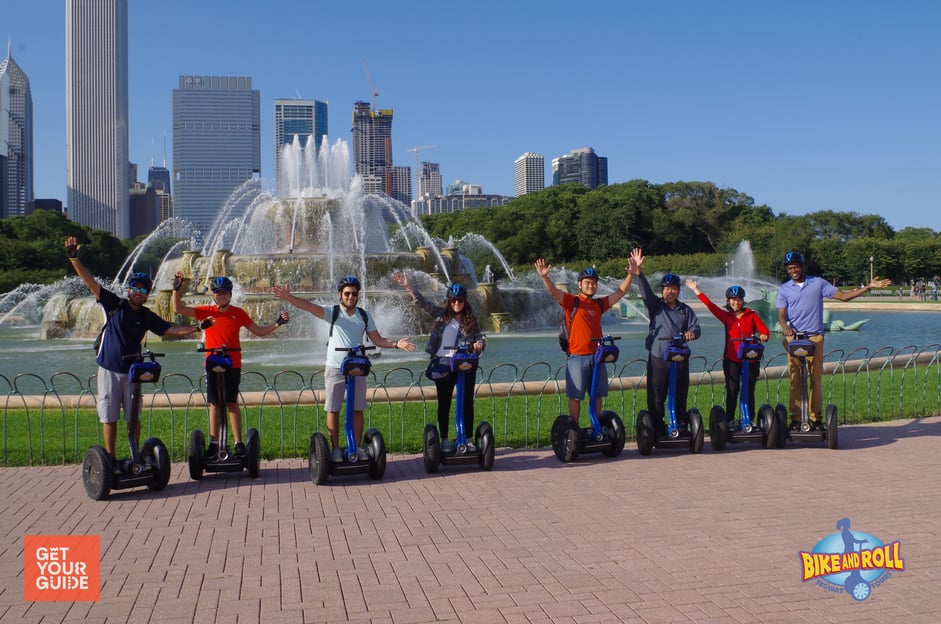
96, 367, 137, 424
324, 367, 367, 412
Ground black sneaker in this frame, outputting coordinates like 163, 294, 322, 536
789, 420, 801, 432
205, 442, 219, 460
234, 441, 246, 455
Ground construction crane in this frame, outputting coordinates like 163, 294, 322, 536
407, 144, 438, 201
362, 61, 379, 110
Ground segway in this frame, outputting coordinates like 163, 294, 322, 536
550, 335, 627, 463
308, 345, 387, 485
709, 336, 781, 450
187, 346, 261, 480
778, 332, 838, 448
422, 341, 496, 473
635, 335, 704, 455
81, 350, 172, 500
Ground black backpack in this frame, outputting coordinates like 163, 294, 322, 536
93, 303, 122, 353
558, 299, 581, 354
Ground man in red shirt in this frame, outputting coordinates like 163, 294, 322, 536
535, 258, 636, 424
173, 273, 288, 457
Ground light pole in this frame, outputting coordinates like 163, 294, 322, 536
869, 256, 874, 283
725, 261, 729, 277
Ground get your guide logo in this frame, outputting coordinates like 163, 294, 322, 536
23, 535, 100, 602
799, 518, 904, 601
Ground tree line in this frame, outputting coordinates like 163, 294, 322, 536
421, 180, 940, 286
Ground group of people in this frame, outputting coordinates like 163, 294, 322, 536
537, 248, 890, 436
66, 235, 891, 464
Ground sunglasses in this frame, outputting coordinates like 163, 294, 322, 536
450, 298, 466, 303
128, 286, 149, 294
341, 291, 360, 298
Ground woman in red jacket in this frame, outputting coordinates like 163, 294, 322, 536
686, 278, 770, 428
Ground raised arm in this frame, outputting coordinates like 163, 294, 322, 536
64, 237, 101, 299
604, 260, 635, 306
247, 310, 290, 337
365, 329, 417, 352
534, 258, 566, 305
171, 271, 198, 318
272, 284, 325, 319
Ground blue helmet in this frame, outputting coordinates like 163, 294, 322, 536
783, 251, 805, 266
660, 273, 681, 288
125, 272, 153, 292
726, 285, 746, 299
337, 275, 361, 292
447, 283, 467, 299
577, 267, 599, 282
210, 276, 233, 293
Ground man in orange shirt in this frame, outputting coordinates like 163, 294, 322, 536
534, 257, 636, 424
173, 273, 288, 457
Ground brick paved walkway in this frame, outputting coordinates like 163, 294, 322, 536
2, 417, 939, 623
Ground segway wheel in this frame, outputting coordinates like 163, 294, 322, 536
774, 404, 788, 448
82, 445, 113, 501
141, 437, 171, 491
688, 408, 704, 454
759, 404, 777, 449
709, 405, 728, 451
636, 410, 655, 456
550, 414, 572, 462
600, 411, 625, 458
188, 429, 205, 480
847, 578, 871, 601
365, 428, 386, 480
422, 424, 441, 473
246, 428, 261, 478
308, 432, 331, 485
826, 404, 839, 450
477, 422, 496, 471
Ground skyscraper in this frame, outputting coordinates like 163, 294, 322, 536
419, 161, 443, 198
66, 0, 129, 238
514, 152, 544, 197
0, 44, 33, 219
552, 147, 607, 189
273, 99, 327, 197
351, 100, 394, 196
172, 75, 260, 238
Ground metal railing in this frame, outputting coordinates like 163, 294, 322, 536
2, 343, 940, 466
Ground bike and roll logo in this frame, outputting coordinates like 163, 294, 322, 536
799, 519, 904, 601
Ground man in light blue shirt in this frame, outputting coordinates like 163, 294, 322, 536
274, 276, 416, 462
776, 251, 890, 428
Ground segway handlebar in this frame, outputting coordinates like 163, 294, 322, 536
591, 335, 621, 345
335, 344, 376, 356
123, 349, 165, 362
196, 345, 241, 355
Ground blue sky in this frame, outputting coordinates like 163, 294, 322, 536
5, 1, 940, 231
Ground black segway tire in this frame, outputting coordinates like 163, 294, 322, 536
365, 428, 386, 480
550, 414, 572, 462
636, 410, 655, 456
188, 429, 205, 480
423, 423, 441, 473
600, 411, 625, 458
82, 445, 113, 501
826, 404, 838, 450
688, 408, 704, 454
246, 428, 261, 478
308, 432, 331, 485
758, 404, 777, 449
709, 405, 728, 451
141, 437, 171, 491
774, 404, 788, 448
477, 422, 495, 471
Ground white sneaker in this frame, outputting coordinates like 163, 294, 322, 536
356, 447, 370, 461
465, 441, 478, 453
331, 447, 343, 463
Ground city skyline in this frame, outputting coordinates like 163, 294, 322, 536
5, 0, 941, 232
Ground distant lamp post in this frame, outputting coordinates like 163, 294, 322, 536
731, 260, 735, 277
725, 261, 729, 277
869, 256, 874, 283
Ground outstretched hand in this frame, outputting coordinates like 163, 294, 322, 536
272, 284, 291, 301
533, 258, 551, 278
869, 276, 892, 289
391, 271, 409, 290
629, 248, 645, 275
64, 236, 80, 259
685, 278, 699, 293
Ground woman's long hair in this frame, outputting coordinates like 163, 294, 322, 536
441, 298, 481, 336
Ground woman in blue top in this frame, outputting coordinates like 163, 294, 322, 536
393, 271, 485, 453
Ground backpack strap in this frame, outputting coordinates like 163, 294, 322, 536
566, 297, 580, 331
329, 306, 369, 339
